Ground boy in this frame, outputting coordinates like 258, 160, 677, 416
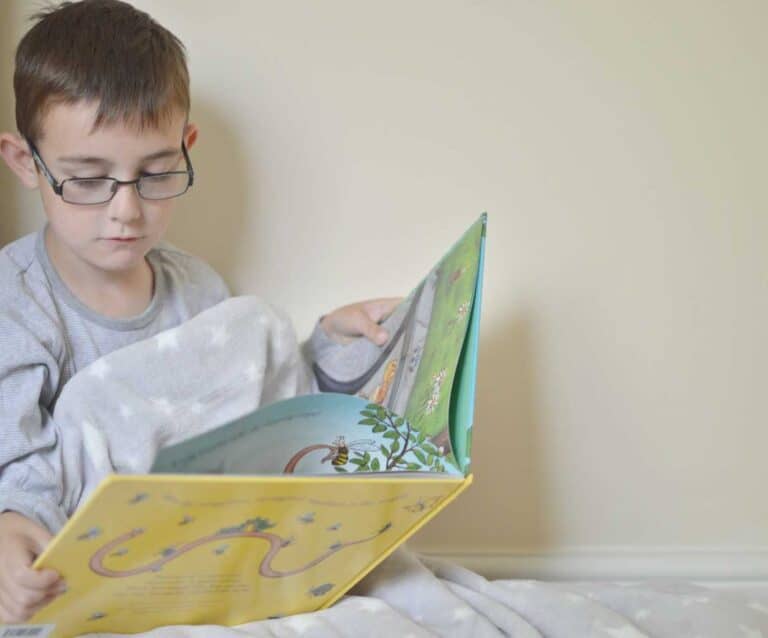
0, 0, 398, 623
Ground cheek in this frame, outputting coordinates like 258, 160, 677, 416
144, 201, 175, 232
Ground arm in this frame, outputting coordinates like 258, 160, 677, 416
0, 311, 69, 621
302, 297, 402, 393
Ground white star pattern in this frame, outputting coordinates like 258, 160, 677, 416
156, 331, 180, 351
186, 401, 205, 415
740, 625, 765, 638
593, 620, 648, 638
244, 362, 261, 382
89, 358, 110, 379
748, 601, 768, 615
119, 404, 134, 419
681, 595, 710, 606
151, 398, 176, 416
503, 581, 536, 590
209, 324, 230, 347
280, 614, 321, 633
564, 593, 587, 605
81, 420, 111, 473
451, 606, 475, 621
351, 598, 387, 612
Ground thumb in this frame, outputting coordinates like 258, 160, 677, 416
23, 521, 54, 558
359, 314, 389, 346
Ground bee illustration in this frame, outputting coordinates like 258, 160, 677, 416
298, 512, 316, 524
214, 545, 229, 555
308, 583, 334, 597
178, 515, 194, 526
321, 436, 378, 467
77, 527, 101, 541
129, 492, 149, 504
110, 547, 129, 557
404, 497, 441, 513
327, 522, 342, 531
88, 611, 106, 621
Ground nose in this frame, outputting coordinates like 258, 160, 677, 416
107, 182, 143, 223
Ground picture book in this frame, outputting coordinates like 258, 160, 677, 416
18, 214, 487, 638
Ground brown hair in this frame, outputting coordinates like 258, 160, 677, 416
14, 0, 190, 143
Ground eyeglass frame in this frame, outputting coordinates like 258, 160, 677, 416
25, 138, 195, 205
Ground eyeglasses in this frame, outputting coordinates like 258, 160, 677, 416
27, 139, 195, 205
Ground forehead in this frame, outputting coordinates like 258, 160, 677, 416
37, 100, 187, 157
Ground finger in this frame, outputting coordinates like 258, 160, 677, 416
3, 589, 47, 620
364, 297, 403, 323
0, 598, 22, 624
22, 586, 62, 618
24, 521, 54, 556
356, 312, 389, 346
10, 548, 60, 591
0, 596, 36, 624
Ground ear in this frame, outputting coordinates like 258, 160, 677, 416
183, 122, 199, 151
0, 133, 39, 189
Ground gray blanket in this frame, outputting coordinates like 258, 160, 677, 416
39, 297, 768, 637
73, 547, 768, 637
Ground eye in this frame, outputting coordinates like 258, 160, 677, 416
69, 178, 109, 191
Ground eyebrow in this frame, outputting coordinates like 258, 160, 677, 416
57, 148, 181, 165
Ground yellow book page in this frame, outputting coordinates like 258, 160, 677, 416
30, 474, 466, 637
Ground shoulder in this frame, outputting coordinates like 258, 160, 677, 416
0, 232, 54, 317
0, 232, 38, 290
150, 240, 230, 308
0, 235, 64, 387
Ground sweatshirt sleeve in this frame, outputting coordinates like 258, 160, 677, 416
301, 318, 388, 393
0, 309, 70, 533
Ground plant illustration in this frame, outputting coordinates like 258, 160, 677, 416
336, 403, 449, 473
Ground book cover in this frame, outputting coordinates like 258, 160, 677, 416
22, 214, 487, 637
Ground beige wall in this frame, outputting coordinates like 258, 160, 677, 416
2, 1, 766, 557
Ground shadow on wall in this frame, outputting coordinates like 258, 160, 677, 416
412, 313, 554, 550
0, 0, 19, 246
164, 98, 248, 290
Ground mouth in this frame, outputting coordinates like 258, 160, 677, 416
104, 236, 143, 242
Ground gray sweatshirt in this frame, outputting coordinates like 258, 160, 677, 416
0, 228, 367, 532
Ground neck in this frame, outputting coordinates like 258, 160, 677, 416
44, 227, 155, 319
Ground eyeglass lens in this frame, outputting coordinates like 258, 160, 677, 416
61, 173, 190, 205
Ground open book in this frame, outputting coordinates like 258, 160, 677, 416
25, 214, 487, 637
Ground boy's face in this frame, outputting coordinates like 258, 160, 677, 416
23, 101, 196, 278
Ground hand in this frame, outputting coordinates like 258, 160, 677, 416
320, 297, 403, 346
0, 511, 64, 623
